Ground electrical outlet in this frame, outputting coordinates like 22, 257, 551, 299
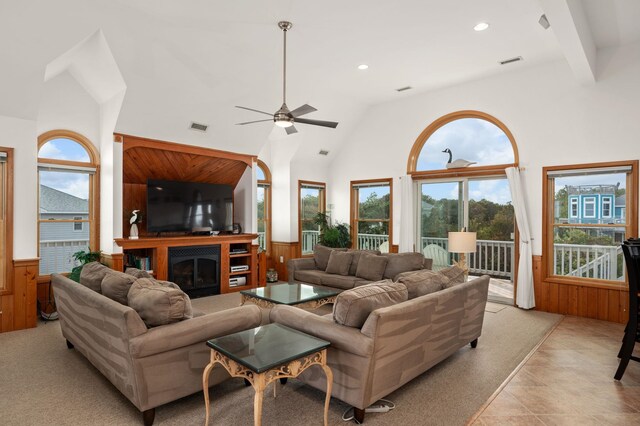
279, 256, 284, 263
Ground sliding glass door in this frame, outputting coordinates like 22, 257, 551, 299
418, 176, 515, 304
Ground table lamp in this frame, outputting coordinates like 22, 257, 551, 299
448, 230, 477, 279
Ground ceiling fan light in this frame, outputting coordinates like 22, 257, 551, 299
275, 119, 293, 128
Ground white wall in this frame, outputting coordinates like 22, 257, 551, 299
327, 41, 640, 255
0, 115, 38, 259
234, 165, 254, 235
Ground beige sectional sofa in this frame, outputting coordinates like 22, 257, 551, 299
270, 274, 490, 423
288, 245, 434, 289
52, 272, 262, 426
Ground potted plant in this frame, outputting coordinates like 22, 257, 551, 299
313, 212, 352, 249
68, 249, 103, 282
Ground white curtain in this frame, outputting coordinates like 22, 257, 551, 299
399, 175, 414, 252
505, 167, 535, 309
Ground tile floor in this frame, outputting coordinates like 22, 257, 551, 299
473, 315, 640, 425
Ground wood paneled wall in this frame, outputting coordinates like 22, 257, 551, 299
0, 259, 38, 333
271, 242, 300, 282
533, 255, 629, 324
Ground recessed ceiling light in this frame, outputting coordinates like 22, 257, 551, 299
357, 64, 369, 70
474, 22, 489, 32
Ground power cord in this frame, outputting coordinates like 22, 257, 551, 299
341, 399, 396, 423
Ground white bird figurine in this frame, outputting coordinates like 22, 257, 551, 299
130, 210, 140, 225
443, 148, 476, 169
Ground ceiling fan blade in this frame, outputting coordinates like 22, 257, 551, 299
289, 104, 317, 118
235, 106, 274, 116
285, 125, 298, 135
293, 117, 339, 128
236, 119, 273, 125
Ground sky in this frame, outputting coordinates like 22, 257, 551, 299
416, 118, 514, 171
39, 138, 90, 199
555, 172, 627, 195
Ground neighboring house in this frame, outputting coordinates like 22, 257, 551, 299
39, 185, 89, 274
566, 185, 625, 225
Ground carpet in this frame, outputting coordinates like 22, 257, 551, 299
0, 294, 561, 425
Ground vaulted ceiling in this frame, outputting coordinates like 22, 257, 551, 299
1, 1, 639, 161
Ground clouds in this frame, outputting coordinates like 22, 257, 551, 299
39, 138, 90, 162
40, 171, 89, 199
416, 118, 514, 171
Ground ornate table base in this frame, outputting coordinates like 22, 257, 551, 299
240, 293, 337, 310
203, 348, 333, 426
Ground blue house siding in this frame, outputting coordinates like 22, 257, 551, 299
567, 189, 624, 225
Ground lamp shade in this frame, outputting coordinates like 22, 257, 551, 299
448, 231, 477, 253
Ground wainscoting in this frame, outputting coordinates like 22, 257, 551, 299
533, 255, 629, 324
271, 241, 300, 282
0, 259, 38, 333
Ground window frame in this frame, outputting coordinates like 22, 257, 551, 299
602, 196, 612, 219
582, 196, 596, 219
298, 180, 326, 257
350, 178, 393, 251
0, 147, 14, 296
256, 160, 271, 255
37, 130, 100, 278
542, 160, 639, 289
406, 110, 519, 179
570, 197, 579, 218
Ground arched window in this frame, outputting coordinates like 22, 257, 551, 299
407, 110, 518, 176
38, 130, 99, 276
408, 111, 518, 305
256, 160, 271, 253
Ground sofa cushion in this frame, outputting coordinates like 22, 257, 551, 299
382, 252, 425, 280
325, 251, 353, 276
127, 278, 193, 327
79, 262, 111, 293
395, 269, 450, 299
294, 270, 326, 285
355, 254, 388, 281
125, 267, 154, 279
313, 244, 347, 270
101, 271, 137, 305
333, 280, 408, 328
440, 265, 466, 288
348, 249, 381, 276
320, 274, 367, 290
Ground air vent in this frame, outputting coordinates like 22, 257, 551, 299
318, 150, 330, 156
396, 86, 412, 92
189, 122, 208, 132
539, 14, 550, 30
499, 56, 523, 65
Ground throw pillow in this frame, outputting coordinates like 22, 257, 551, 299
348, 249, 381, 276
128, 278, 193, 327
79, 261, 111, 293
313, 244, 347, 270
396, 269, 450, 299
381, 252, 425, 280
125, 267, 154, 279
333, 280, 408, 328
355, 254, 388, 282
101, 271, 137, 305
440, 265, 466, 288
325, 251, 353, 276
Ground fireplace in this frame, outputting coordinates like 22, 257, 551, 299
168, 245, 220, 298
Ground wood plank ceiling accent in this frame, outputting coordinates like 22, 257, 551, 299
119, 134, 255, 187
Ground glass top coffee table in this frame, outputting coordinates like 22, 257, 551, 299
240, 282, 341, 310
202, 323, 333, 426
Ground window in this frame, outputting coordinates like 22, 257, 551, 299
583, 197, 596, 218
602, 197, 612, 218
0, 148, 13, 294
38, 130, 99, 276
256, 160, 271, 253
351, 179, 392, 252
543, 161, 638, 285
570, 198, 578, 218
299, 181, 326, 255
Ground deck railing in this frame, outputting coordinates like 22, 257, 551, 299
553, 243, 623, 281
301, 230, 320, 254
422, 237, 514, 279
257, 232, 266, 250
39, 239, 90, 275
356, 233, 389, 252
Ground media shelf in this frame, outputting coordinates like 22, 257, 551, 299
114, 234, 259, 295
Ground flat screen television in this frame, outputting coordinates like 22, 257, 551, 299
146, 179, 234, 233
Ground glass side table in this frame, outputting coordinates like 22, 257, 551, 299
240, 282, 340, 310
203, 323, 333, 426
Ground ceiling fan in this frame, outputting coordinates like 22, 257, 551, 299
235, 21, 339, 135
